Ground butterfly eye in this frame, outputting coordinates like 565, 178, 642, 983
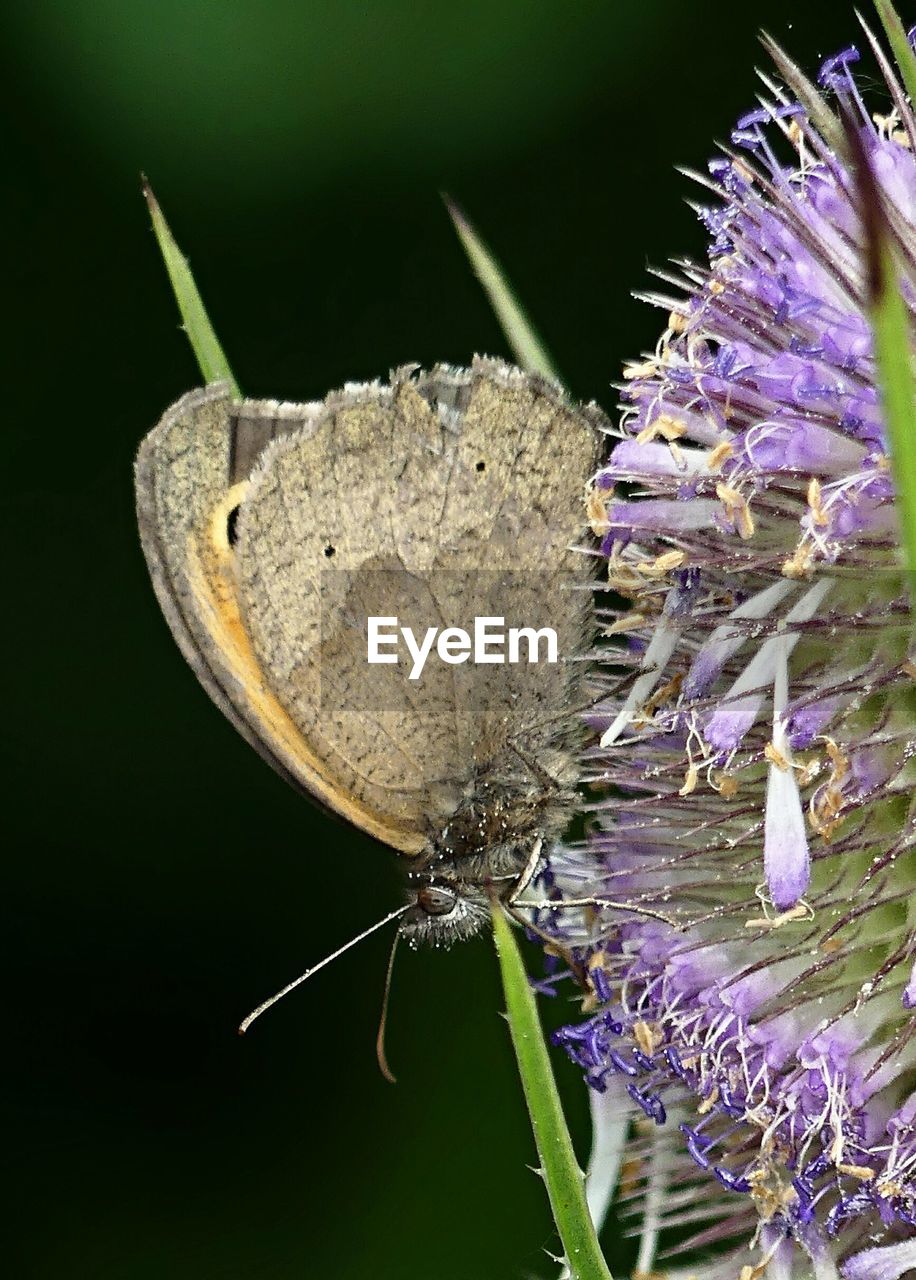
226, 505, 241, 547
417, 886, 457, 917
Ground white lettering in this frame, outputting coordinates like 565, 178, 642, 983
367, 616, 559, 675
401, 626, 439, 680
508, 626, 558, 664
437, 627, 472, 664
367, 616, 399, 664
475, 616, 505, 664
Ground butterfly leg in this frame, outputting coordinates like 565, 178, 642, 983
502, 897, 586, 986
507, 739, 562, 792
512, 836, 545, 900
513, 893, 679, 928
503, 836, 587, 982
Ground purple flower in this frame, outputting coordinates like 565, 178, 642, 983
545, 21, 916, 1280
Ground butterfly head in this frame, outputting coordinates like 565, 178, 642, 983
399, 875, 490, 948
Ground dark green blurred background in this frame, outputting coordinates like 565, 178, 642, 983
4, 3, 859, 1276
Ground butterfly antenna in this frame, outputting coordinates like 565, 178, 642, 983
238, 904, 410, 1035
375, 927, 403, 1084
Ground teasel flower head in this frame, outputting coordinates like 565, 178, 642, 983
544, 20, 916, 1280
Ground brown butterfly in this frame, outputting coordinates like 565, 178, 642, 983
136, 358, 614, 983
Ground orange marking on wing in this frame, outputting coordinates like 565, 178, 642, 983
186, 532, 426, 856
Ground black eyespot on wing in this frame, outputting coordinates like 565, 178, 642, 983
226, 505, 241, 547
324, 544, 336, 558
475, 460, 486, 473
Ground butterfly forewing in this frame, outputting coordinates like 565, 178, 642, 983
136, 359, 605, 860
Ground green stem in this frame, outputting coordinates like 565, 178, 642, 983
871, 237, 916, 619
444, 195, 562, 385
142, 177, 241, 396
840, 90, 916, 623
873, 0, 916, 110
491, 904, 612, 1280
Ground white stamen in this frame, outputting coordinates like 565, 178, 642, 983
600, 614, 680, 745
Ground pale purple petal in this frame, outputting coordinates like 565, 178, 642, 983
841, 1240, 916, 1280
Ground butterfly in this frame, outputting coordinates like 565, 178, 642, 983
135, 357, 608, 969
